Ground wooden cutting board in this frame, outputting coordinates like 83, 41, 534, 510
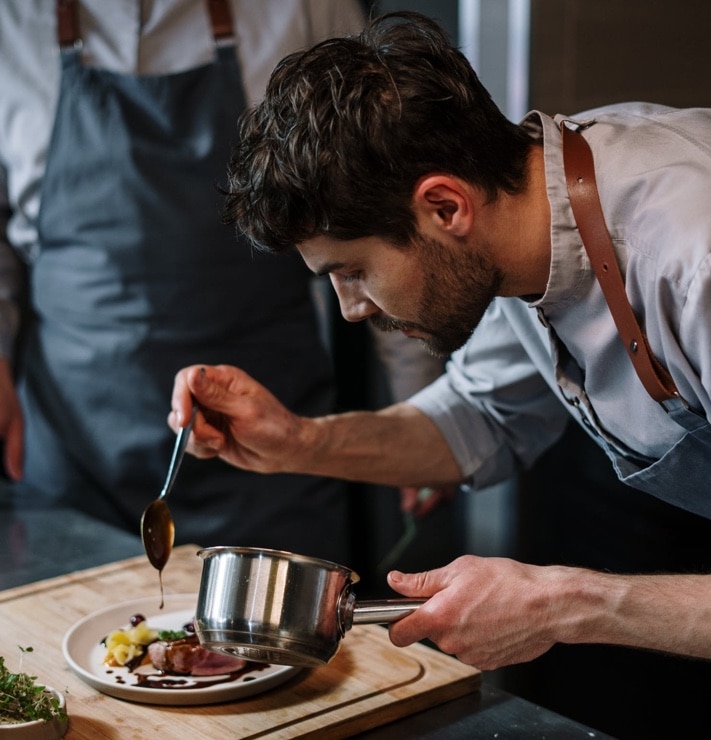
0, 545, 480, 739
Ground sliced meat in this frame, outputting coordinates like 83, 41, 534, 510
147, 634, 247, 676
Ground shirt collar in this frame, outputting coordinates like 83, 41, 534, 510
520, 110, 593, 314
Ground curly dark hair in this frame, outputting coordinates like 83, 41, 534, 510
225, 11, 533, 253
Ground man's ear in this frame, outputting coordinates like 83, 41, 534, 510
412, 175, 474, 237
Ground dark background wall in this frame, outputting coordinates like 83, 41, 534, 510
529, 0, 711, 113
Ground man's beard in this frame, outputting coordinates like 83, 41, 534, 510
369, 232, 503, 357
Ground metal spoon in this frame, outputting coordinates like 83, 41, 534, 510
141, 404, 197, 577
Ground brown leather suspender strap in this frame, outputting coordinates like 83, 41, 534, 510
560, 121, 682, 405
206, 0, 234, 41
57, 0, 80, 48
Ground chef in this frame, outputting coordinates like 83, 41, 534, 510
169, 11, 711, 674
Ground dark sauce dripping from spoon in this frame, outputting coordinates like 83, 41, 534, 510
141, 403, 196, 608
141, 499, 175, 607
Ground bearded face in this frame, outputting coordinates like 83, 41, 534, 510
369, 231, 503, 356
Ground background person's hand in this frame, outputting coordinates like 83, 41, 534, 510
0, 358, 23, 480
398, 484, 458, 519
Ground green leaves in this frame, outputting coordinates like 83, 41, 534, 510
0, 651, 66, 725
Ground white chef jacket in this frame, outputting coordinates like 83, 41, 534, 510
410, 105, 711, 492
0, 0, 365, 358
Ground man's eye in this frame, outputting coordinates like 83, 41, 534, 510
340, 271, 361, 283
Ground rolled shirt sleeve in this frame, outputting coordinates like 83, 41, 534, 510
408, 300, 569, 489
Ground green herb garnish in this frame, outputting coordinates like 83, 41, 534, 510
0, 649, 67, 725
157, 629, 187, 641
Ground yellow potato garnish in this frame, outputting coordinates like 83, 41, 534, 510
103, 621, 159, 666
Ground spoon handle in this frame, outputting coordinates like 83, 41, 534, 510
159, 403, 197, 499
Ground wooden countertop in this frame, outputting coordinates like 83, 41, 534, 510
0, 544, 481, 739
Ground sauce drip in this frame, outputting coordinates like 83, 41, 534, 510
108, 662, 268, 690
140, 498, 175, 609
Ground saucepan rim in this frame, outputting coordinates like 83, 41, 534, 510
196, 545, 361, 583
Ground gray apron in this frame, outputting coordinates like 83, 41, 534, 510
17, 5, 349, 561
549, 325, 711, 519
609, 402, 711, 518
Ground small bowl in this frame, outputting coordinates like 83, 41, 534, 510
0, 687, 68, 740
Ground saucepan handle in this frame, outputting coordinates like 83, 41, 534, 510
340, 593, 425, 632
353, 599, 425, 623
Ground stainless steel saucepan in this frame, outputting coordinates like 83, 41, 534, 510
194, 546, 424, 667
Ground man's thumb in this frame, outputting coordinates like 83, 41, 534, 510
387, 569, 435, 597
188, 365, 232, 410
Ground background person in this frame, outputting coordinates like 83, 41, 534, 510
0, 0, 368, 561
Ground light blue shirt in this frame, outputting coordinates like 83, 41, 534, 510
410, 105, 711, 493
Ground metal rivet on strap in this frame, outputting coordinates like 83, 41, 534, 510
629, 340, 638, 353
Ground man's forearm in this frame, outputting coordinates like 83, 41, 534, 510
296, 402, 464, 487
559, 568, 711, 660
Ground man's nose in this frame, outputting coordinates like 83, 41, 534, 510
331, 279, 378, 323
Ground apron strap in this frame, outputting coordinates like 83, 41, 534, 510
207, 0, 234, 42
560, 119, 686, 409
56, 0, 80, 49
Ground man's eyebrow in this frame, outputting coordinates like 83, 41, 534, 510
314, 261, 347, 277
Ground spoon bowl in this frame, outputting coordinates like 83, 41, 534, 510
140, 404, 197, 576
141, 498, 175, 572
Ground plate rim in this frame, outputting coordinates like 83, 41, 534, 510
61, 593, 301, 706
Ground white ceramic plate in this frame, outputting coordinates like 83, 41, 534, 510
61, 594, 301, 706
